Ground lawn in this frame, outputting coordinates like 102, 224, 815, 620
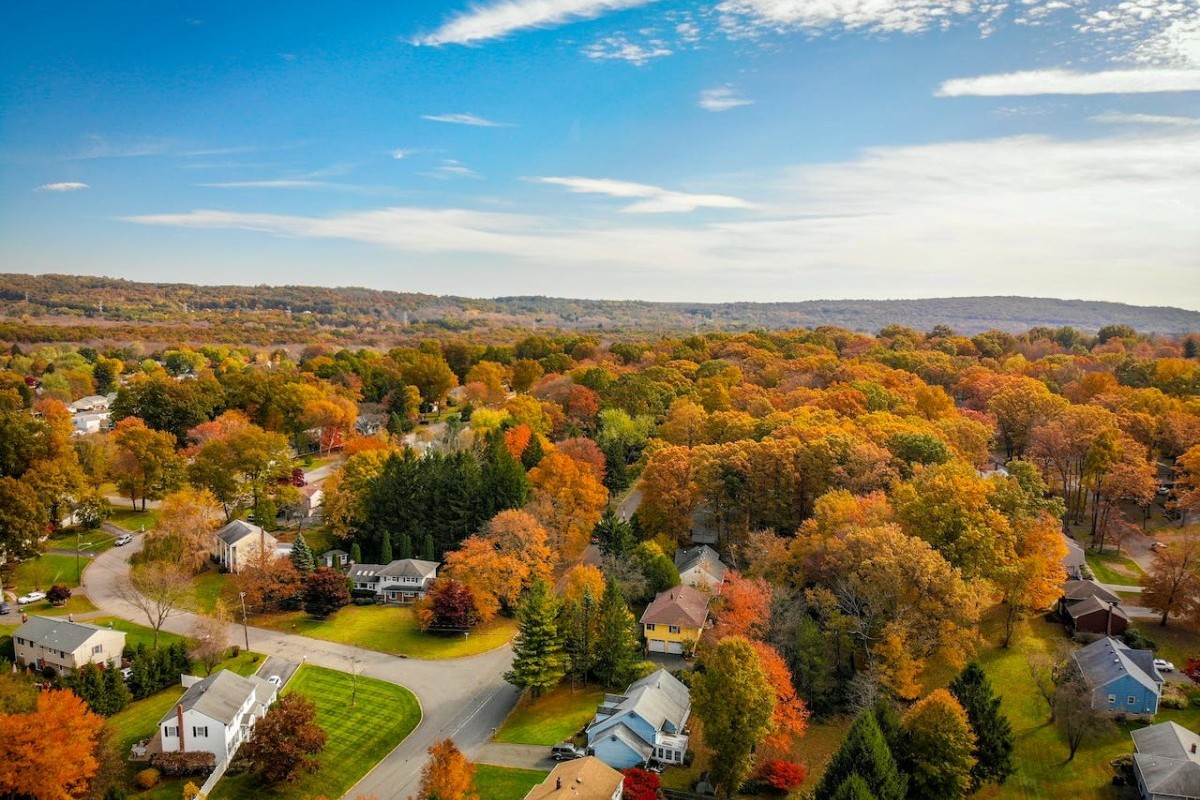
255, 604, 518, 659
12, 553, 86, 590
110, 508, 160, 532
22, 593, 99, 617
496, 684, 606, 745
476, 764, 547, 800
1085, 549, 1145, 586
211, 664, 421, 800
49, 526, 117, 553
87, 616, 186, 651
187, 568, 229, 614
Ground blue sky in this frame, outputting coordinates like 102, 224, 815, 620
1, 0, 1197, 306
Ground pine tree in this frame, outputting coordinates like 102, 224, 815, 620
830, 775, 879, 800
423, 533, 436, 561
592, 577, 640, 688
950, 662, 1015, 790
505, 580, 566, 698
380, 533, 393, 563
520, 434, 545, 470
350, 541, 362, 564
563, 587, 598, 682
399, 532, 413, 560
593, 510, 634, 557
791, 617, 835, 715
812, 709, 907, 800
290, 530, 315, 574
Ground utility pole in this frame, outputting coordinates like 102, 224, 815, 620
239, 592, 250, 652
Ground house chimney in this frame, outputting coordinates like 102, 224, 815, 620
176, 704, 186, 752
1192, 743, 1197, 754
1107, 601, 1116, 637
556, 777, 562, 790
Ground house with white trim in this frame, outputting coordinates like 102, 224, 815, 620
348, 558, 439, 603
585, 669, 691, 770
212, 520, 278, 573
157, 671, 278, 765
13, 616, 125, 676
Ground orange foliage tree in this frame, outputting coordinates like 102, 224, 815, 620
414, 738, 478, 800
527, 451, 608, 561
711, 571, 772, 643
0, 689, 106, 800
751, 641, 810, 757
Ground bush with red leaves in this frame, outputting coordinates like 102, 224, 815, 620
759, 760, 806, 792
622, 767, 661, 800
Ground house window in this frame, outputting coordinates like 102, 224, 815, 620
646, 624, 656, 631
15, 637, 23, 645
1128, 696, 1137, 705
1107, 694, 1117, 704
193, 726, 208, 738
673, 750, 682, 762
669, 626, 680, 634
92, 645, 103, 654
165, 726, 178, 737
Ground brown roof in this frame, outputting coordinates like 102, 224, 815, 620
640, 585, 709, 629
525, 757, 623, 800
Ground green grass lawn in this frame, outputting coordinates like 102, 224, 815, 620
496, 684, 606, 745
1085, 549, 1146, 585
110, 508, 160, 532
87, 616, 187, 651
476, 764, 547, 800
12, 553, 86, 590
211, 664, 420, 800
23, 593, 99, 617
49, 526, 117, 553
255, 604, 518, 659
187, 568, 229, 614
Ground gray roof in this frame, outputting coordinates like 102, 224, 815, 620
1135, 722, 1200, 761
350, 559, 439, 581
674, 545, 727, 582
348, 563, 384, 580
14, 616, 120, 653
166, 671, 262, 727
1066, 595, 1129, 622
590, 669, 690, 737
1073, 636, 1162, 695
216, 519, 273, 547
1134, 753, 1200, 798
322, 549, 348, 557
1061, 580, 1121, 606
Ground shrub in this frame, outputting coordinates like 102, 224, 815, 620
1122, 629, 1157, 651
46, 584, 72, 605
150, 751, 216, 777
41, 665, 57, 680
759, 760, 807, 792
350, 588, 378, 600
622, 768, 661, 800
135, 768, 160, 790
231, 645, 240, 657
353, 597, 376, 606
103, 786, 128, 800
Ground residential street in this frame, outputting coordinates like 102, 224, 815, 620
81, 535, 521, 800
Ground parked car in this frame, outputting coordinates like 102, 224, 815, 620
267, 675, 283, 688
114, 534, 133, 546
1155, 659, 1176, 673
1158, 485, 1172, 496
120, 667, 134, 681
551, 743, 585, 761
0, 601, 12, 615
17, 591, 46, 605
1151, 541, 1168, 551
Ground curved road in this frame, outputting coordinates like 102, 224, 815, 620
82, 536, 521, 800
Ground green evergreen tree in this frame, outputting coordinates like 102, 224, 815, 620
102, 663, 132, 715
380, 533, 393, 563
520, 434, 545, 470
350, 541, 362, 564
950, 662, 1015, 790
422, 533, 436, 561
830, 775, 879, 800
482, 431, 531, 515
290, 530, 315, 574
791, 617, 835, 714
899, 690, 976, 800
812, 709, 907, 800
593, 510, 635, 557
505, 580, 567, 698
563, 587, 598, 682
592, 577, 641, 688
398, 532, 413, 560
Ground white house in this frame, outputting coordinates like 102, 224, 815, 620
298, 483, 324, 517
13, 616, 126, 676
321, 549, 350, 568
1131, 721, 1200, 800
673, 545, 727, 591
585, 669, 691, 770
212, 520, 278, 573
348, 559, 439, 603
157, 671, 278, 765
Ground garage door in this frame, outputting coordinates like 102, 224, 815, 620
666, 641, 684, 655
648, 639, 668, 653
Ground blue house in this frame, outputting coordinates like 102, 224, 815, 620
1073, 637, 1163, 717
585, 669, 691, 770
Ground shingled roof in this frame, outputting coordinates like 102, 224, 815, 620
639, 585, 709, 629
1133, 722, 1200, 799
14, 616, 117, 654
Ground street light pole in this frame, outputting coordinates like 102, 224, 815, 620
238, 592, 250, 652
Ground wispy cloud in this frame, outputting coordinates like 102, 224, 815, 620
421, 112, 514, 127
583, 34, 672, 65
35, 182, 89, 192
392, 149, 415, 160
414, 0, 660, 46
937, 68, 1200, 96
717, 0, 977, 36
530, 176, 755, 212
424, 159, 483, 180
698, 86, 753, 112
1091, 111, 1200, 126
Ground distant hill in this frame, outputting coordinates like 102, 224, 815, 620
1, 273, 1198, 339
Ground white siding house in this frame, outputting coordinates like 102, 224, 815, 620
13, 616, 126, 675
157, 671, 278, 765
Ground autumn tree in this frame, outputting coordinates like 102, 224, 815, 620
0, 689, 106, 800
413, 738, 478, 800
505, 579, 567, 698
692, 636, 777, 795
1054, 667, 1114, 760
561, 564, 605, 605
188, 602, 231, 675
144, 487, 223, 572
1143, 527, 1200, 627
232, 549, 304, 614
418, 578, 481, 631
751, 641, 809, 757
113, 417, 184, 511
304, 566, 351, 619
899, 689, 977, 800
712, 571, 773, 643
995, 512, 1068, 647
243, 693, 327, 783
443, 510, 553, 621
949, 663, 1015, 790
119, 561, 194, 648
0, 476, 47, 566
528, 451, 609, 561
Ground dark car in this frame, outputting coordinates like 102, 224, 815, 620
551, 743, 585, 761
0, 601, 12, 615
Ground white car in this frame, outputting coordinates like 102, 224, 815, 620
267, 675, 283, 688
17, 591, 46, 605
1154, 659, 1176, 673
114, 534, 133, 546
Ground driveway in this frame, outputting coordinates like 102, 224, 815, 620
82, 537, 519, 799
476, 742, 556, 771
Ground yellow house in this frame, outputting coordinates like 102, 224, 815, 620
640, 585, 709, 655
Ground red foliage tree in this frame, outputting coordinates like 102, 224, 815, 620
418, 579, 481, 631
759, 760, 807, 792
303, 567, 351, 619
621, 767, 661, 800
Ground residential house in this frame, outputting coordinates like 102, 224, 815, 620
585, 669, 691, 769
1131, 721, 1200, 800
68, 395, 110, 413
1072, 636, 1162, 716
348, 559, 440, 603
673, 545, 727, 591
13, 616, 126, 676
640, 585, 709, 655
212, 520, 278, 574
298, 483, 324, 518
157, 671, 278, 765
525, 757, 624, 800
1062, 535, 1086, 581
321, 549, 350, 568
72, 411, 110, 435
1058, 580, 1128, 636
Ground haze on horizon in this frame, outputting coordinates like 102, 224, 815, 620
1, 1, 1197, 307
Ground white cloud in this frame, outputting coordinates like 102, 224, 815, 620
717, 0, 978, 35
425, 159, 483, 180
530, 176, 756, 212
414, 0, 660, 46
698, 86, 754, 111
35, 182, 89, 192
1091, 111, 1200, 125
1129, 13, 1200, 67
124, 130, 1200, 307
582, 34, 672, 64
392, 149, 413, 160
421, 112, 513, 127
937, 68, 1200, 95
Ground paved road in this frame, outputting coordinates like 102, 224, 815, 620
82, 535, 519, 800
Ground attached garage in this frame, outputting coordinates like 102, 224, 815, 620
648, 639, 683, 655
